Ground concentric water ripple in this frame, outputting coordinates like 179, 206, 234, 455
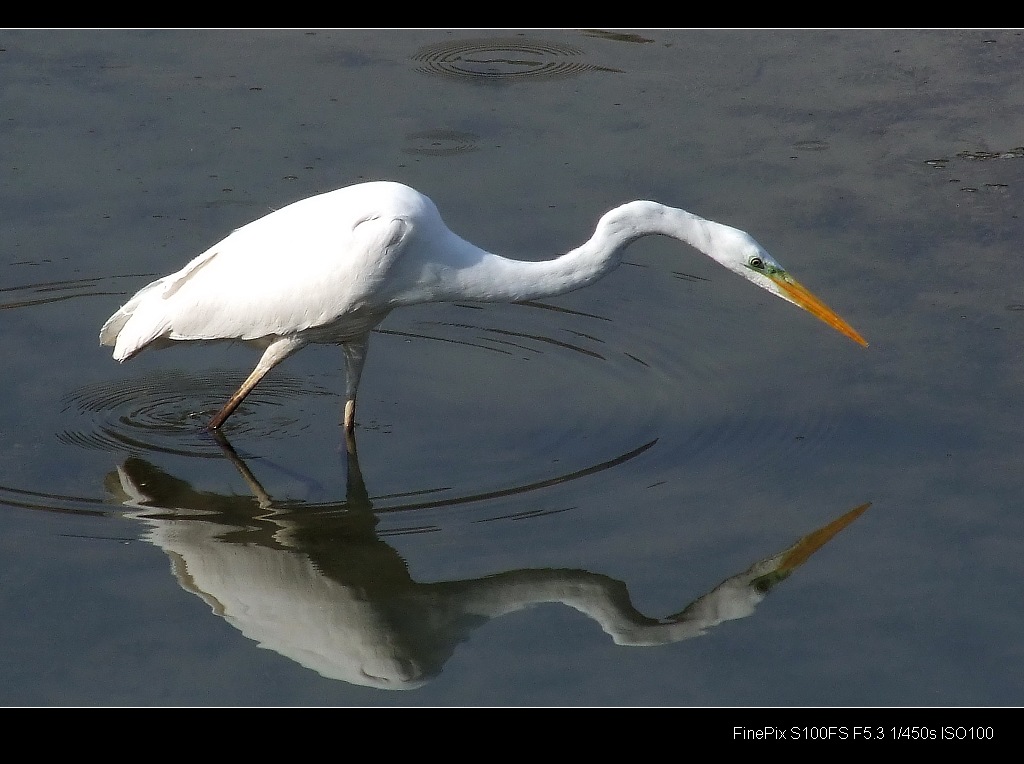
2, 269, 844, 523
411, 38, 618, 82
99, 435, 660, 538
375, 293, 842, 487
59, 370, 336, 457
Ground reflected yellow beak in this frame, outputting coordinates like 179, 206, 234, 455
777, 502, 871, 574
770, 273, 868, 347
750, 502, 871, 592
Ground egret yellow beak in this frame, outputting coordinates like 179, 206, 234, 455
770, 273, 868, 347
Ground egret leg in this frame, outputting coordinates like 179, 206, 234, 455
208, 336, 304, 430
341, 336, 370, 434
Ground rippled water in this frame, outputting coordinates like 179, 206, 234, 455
2, 29, 1023, 707
410, 37, 618, 81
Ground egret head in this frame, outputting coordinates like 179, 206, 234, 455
712, 225, 868, 348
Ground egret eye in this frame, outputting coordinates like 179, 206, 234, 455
748, 256, 765, 270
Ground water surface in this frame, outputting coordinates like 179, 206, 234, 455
1, 29, 1022, 706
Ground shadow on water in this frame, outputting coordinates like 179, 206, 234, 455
100, 429, 869, 691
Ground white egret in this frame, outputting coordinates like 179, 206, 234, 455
100, 181, 867, 432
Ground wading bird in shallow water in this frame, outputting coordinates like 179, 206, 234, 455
100, 181, 868, 433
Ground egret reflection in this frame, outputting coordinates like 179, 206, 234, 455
105, 433, 869, 690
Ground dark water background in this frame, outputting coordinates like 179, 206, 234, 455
1, 29, 1022, 706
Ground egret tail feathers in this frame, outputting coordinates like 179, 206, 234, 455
100, 298, 173, 362
100, 246, 222, 358
99, 308, 131, 348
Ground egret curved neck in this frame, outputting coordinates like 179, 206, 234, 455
390, 201, 719, 307
435, 201, 707, 304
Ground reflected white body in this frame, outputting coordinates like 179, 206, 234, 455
110, 454, 867, 691
134, 508, 788, 689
